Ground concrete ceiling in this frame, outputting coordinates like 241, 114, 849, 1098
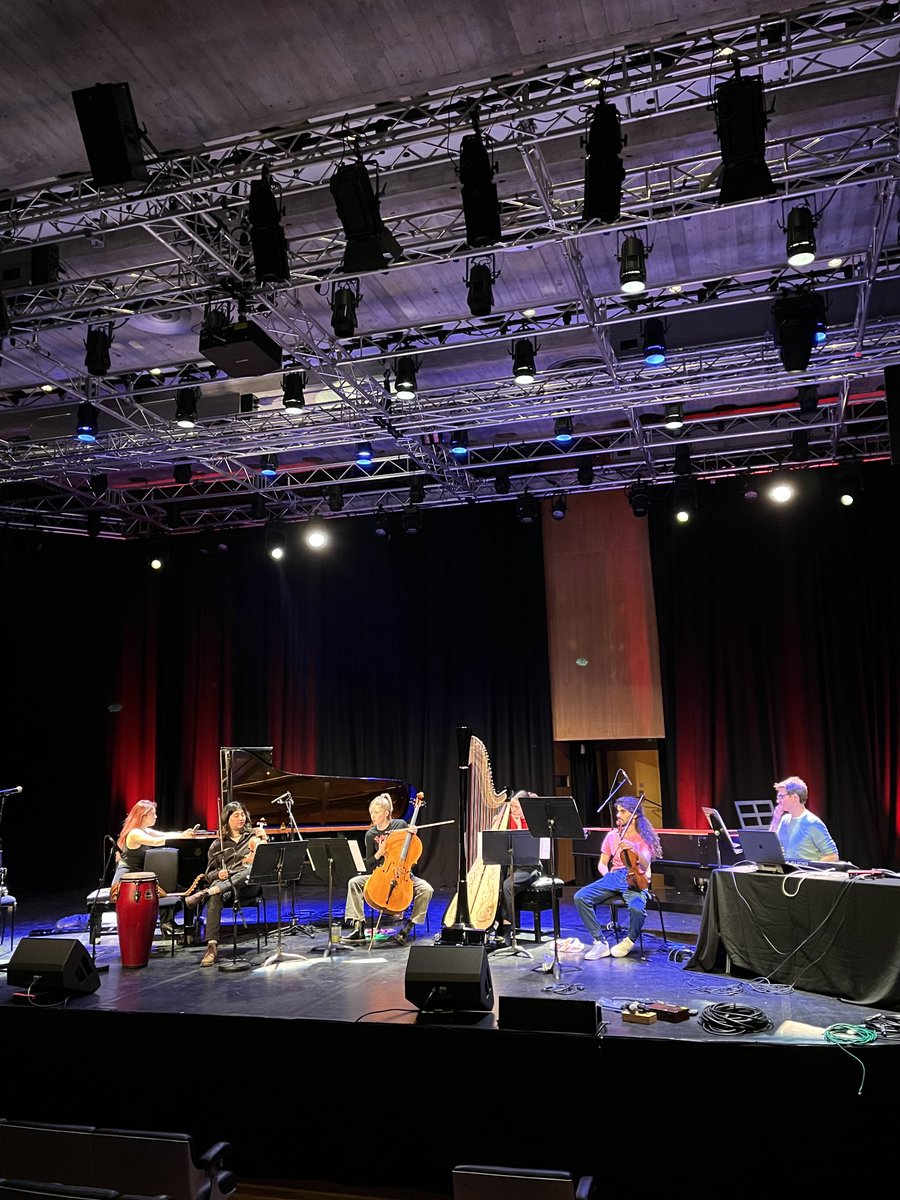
1, 0, 898, 537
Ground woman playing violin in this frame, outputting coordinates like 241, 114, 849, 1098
343, 792, 434, 946
183, 801, 268, 967
574, 795, 662, 960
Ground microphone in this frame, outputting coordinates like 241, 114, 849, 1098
622, 771, 632, 787
0, 785, 23, 796
272, 791, 292, 805
106, 835, 121, 854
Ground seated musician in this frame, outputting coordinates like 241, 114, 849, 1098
492, 790, 541, 946
184, 801, 268, 967
343, 793, 433, 946
770, 776, 839, 862
573, 795, 662, 960
112, 799, 199, 938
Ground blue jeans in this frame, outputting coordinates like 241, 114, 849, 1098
574, 868, 646, 942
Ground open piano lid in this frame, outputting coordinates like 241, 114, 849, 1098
219, 746, 411, 827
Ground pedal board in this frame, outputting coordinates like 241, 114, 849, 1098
646, 1001, 691, 1023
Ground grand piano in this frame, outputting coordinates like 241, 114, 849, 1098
169, 746, 411, 889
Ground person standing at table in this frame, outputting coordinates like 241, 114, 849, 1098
769, 776, 839, 862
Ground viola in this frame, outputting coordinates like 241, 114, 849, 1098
363, 793, 425, 916
615, 795, 650, 892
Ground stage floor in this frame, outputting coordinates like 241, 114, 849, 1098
1, 884, 892, 1041
2, 886, 898, 1194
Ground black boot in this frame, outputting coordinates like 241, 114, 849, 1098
184, 888, 208, 910
342, 920, 366, 943
395, 919, 414, 946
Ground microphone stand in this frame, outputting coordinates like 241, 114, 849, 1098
273, 793, 315, 937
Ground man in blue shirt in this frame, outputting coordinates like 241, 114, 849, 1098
770, 776, 839, 862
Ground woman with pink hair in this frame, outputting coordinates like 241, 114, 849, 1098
113, 799, 198, 884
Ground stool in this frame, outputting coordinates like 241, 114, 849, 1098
0, 894, 16, 948
515, 876, 564, 944
607, 890, 668, 951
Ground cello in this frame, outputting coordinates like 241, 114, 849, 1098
363, 793, 425, 916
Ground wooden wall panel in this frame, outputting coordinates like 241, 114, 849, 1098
542, 491, 664, 742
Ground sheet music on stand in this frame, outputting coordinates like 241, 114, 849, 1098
304, 837, 365, 961
481, 829, 546, 961
519, 797, 585, 981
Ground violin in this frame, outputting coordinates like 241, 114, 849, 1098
363, 793, 425, 916
614, 795, 650, 892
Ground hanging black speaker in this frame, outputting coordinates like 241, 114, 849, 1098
71, 83, 148, 188
6, 937, 101, 995
404, 943, 493, 1012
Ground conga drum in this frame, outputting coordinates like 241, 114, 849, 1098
116, 871, 159, 968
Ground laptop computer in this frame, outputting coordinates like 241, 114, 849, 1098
736, 829, 798, 873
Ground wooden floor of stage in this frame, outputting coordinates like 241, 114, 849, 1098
2, 885, 898, 1195
0, 883, 891, 1040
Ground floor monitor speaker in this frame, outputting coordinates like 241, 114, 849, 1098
404, 943, 493, 1012
498, 994, 601, 1036
6, 937, 101, 994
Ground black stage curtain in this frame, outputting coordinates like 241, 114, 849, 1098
1, 504, 554, 894
649, 463, 900, 870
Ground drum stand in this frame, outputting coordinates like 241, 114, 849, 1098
87, 836, 120, 966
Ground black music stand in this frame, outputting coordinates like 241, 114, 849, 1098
520, 797, 585, 981
247, 841, 309, 968
305, 838, 361, 961
481, 830, 543, 961
702, 807, 740, 866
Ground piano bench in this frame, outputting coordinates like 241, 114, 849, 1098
516, 877, 564, 944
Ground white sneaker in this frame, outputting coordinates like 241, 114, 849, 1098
610, 937, 635, 958
584, 939, 610, 961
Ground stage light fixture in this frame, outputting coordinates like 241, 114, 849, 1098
664, 403, 684, 431
673, 482, 697, 524
86, 511, 102, 539
327, 485, 344, 513
512, 339, 537, 385
88, 473, 108, 497
768, 474, 795, 504
401, 506, 421, 535
554, 416, 574, 445
773, 289, 826, 372
494, 469, 511, 495
259, 454, 278, 478
282, 372, 306, 414
550, 493, 568, 521
409, 478, 425, 505
329, 160, 402, 272
84, 325, 112, 376
466, 260, 494, 316
305, 520, 329, 550
643, 318, 667, 366
249, 493, 268, 522
394, 356, 418, 401
175, 385, 200, 428
814, 319, 827, 346
173, 462, 192, 485
582, 90, 626, 223
577, 459, 594, 487
458, 127, 501, 248
450, 430, 469, 458
713, 65, 776, 204
619, 235, 647, 295
331, 283, 359, 339
516, 493, 539, 524
373, 510, 390, 539
75, 402, 98, 442
742, 477, 760, 503
837, 466, 861, 507
266, 526, 287, 560
786, 204, 817, 268
356, 441, 373, 466
627, 483, 651, 517
149, 552, 164, 571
